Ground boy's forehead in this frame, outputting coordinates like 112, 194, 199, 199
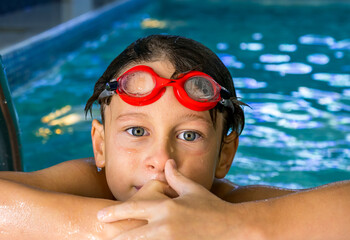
115, 60, 175, 79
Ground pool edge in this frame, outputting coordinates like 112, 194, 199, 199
1, 0, 149, 89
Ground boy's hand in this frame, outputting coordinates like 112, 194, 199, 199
97, 159, 252, 240
128, 178, 177, 202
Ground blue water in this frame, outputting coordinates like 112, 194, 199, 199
12, 0, 350, 188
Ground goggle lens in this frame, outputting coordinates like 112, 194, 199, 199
184, 76, 218, 102
119, 71, 155, 97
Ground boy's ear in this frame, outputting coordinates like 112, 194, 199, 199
91, 119, 106, 168
215, 131, 239, 179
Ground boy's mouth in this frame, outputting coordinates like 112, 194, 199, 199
134, 185, 142, 190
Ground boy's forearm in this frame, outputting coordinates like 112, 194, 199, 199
236, 181, 350, 240
0, 158, 113, 199
0, 178, 105, 239
0, 178, 144, 239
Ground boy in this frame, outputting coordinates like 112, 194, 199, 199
0, 35, 349, 239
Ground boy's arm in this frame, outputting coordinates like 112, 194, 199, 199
211, 178, 298, 202
248, 180, 350, 239
0, 178, 145, 240
97, 161, 350, 240
0, 157, 114, 199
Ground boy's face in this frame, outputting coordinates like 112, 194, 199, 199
92, 60, 238, 200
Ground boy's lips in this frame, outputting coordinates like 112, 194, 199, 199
134, 185, 143, 190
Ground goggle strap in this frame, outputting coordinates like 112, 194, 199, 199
220, 87, 232, 99
218, 87, 234, 111
98, 89, 115, 99
219, 99, 234, 112
98, 81, 119, 100
106, 81, 118, 91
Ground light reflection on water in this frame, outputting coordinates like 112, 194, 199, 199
12, 0, 350, 188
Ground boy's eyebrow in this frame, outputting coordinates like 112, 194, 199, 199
115, 112, 149, 121
178, 113, 213, 126
115, 112, 212, 126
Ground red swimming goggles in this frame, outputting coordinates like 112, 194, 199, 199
98, 65, 233, 111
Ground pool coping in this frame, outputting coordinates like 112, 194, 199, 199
1, 0, 148, 89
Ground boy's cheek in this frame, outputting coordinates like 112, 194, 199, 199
105, 172, 128, 200
112, 133, 151, 151
178, 154, 218, 189
105, 158, 139, 200
106, 132, 144, 157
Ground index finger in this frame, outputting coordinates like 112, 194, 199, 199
131, 180, 177, 201
97, 199, 161, 223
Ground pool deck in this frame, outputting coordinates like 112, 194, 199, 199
0, 0, 120, 52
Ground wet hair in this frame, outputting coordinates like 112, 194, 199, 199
85, 34, 247, 138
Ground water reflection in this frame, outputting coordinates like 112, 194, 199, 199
218, 54, 245, 69
278, 44, 298, 52
312, 73, 350, 87
252, 33, 263, 41
335, 51, 344, 59
216, 42, 229, 50
299, 34, 335, 46
240, 42, 264, 51
330, 39, 350, 50
307, 54, 330, 65
259, 54, 290, 63
263, 62, 312, 75
233, 78, 267, 89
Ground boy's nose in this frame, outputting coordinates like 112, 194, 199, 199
144, 141, 174, 173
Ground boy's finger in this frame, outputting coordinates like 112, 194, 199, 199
97, 200, 159, 223
140, 179, 168, 193
164, 159, 201, 196
134, 180, 175, 200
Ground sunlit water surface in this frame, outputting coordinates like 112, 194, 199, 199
12, 0, 350, 188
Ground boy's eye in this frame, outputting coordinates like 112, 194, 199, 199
126, 127, 147, 137
178, 131, 201, 141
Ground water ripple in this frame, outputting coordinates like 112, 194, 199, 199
216, 42, 229, 50
233, 77, 267, 89
218, 53, 244, 69
292, 87, 341, 100
299, 34, 335, 46
264, 63, 313, 75
278, 44, 298, 52
252, 33, 263, 41
330, 39, 350, 50
312, 73, 350, 87
259, 54, 290, 63
240, 42, 264, 51
307, 54, 330, 65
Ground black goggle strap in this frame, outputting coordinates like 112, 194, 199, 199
219, 87, 234, 112
98, 81, 119, 100
106, 81, 118, 91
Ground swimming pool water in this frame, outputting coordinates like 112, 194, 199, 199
12, 0, 350, 188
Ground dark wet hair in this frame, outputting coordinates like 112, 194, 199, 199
85, 34, 247, 138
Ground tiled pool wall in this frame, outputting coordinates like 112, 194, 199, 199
1, 0, 149, 90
